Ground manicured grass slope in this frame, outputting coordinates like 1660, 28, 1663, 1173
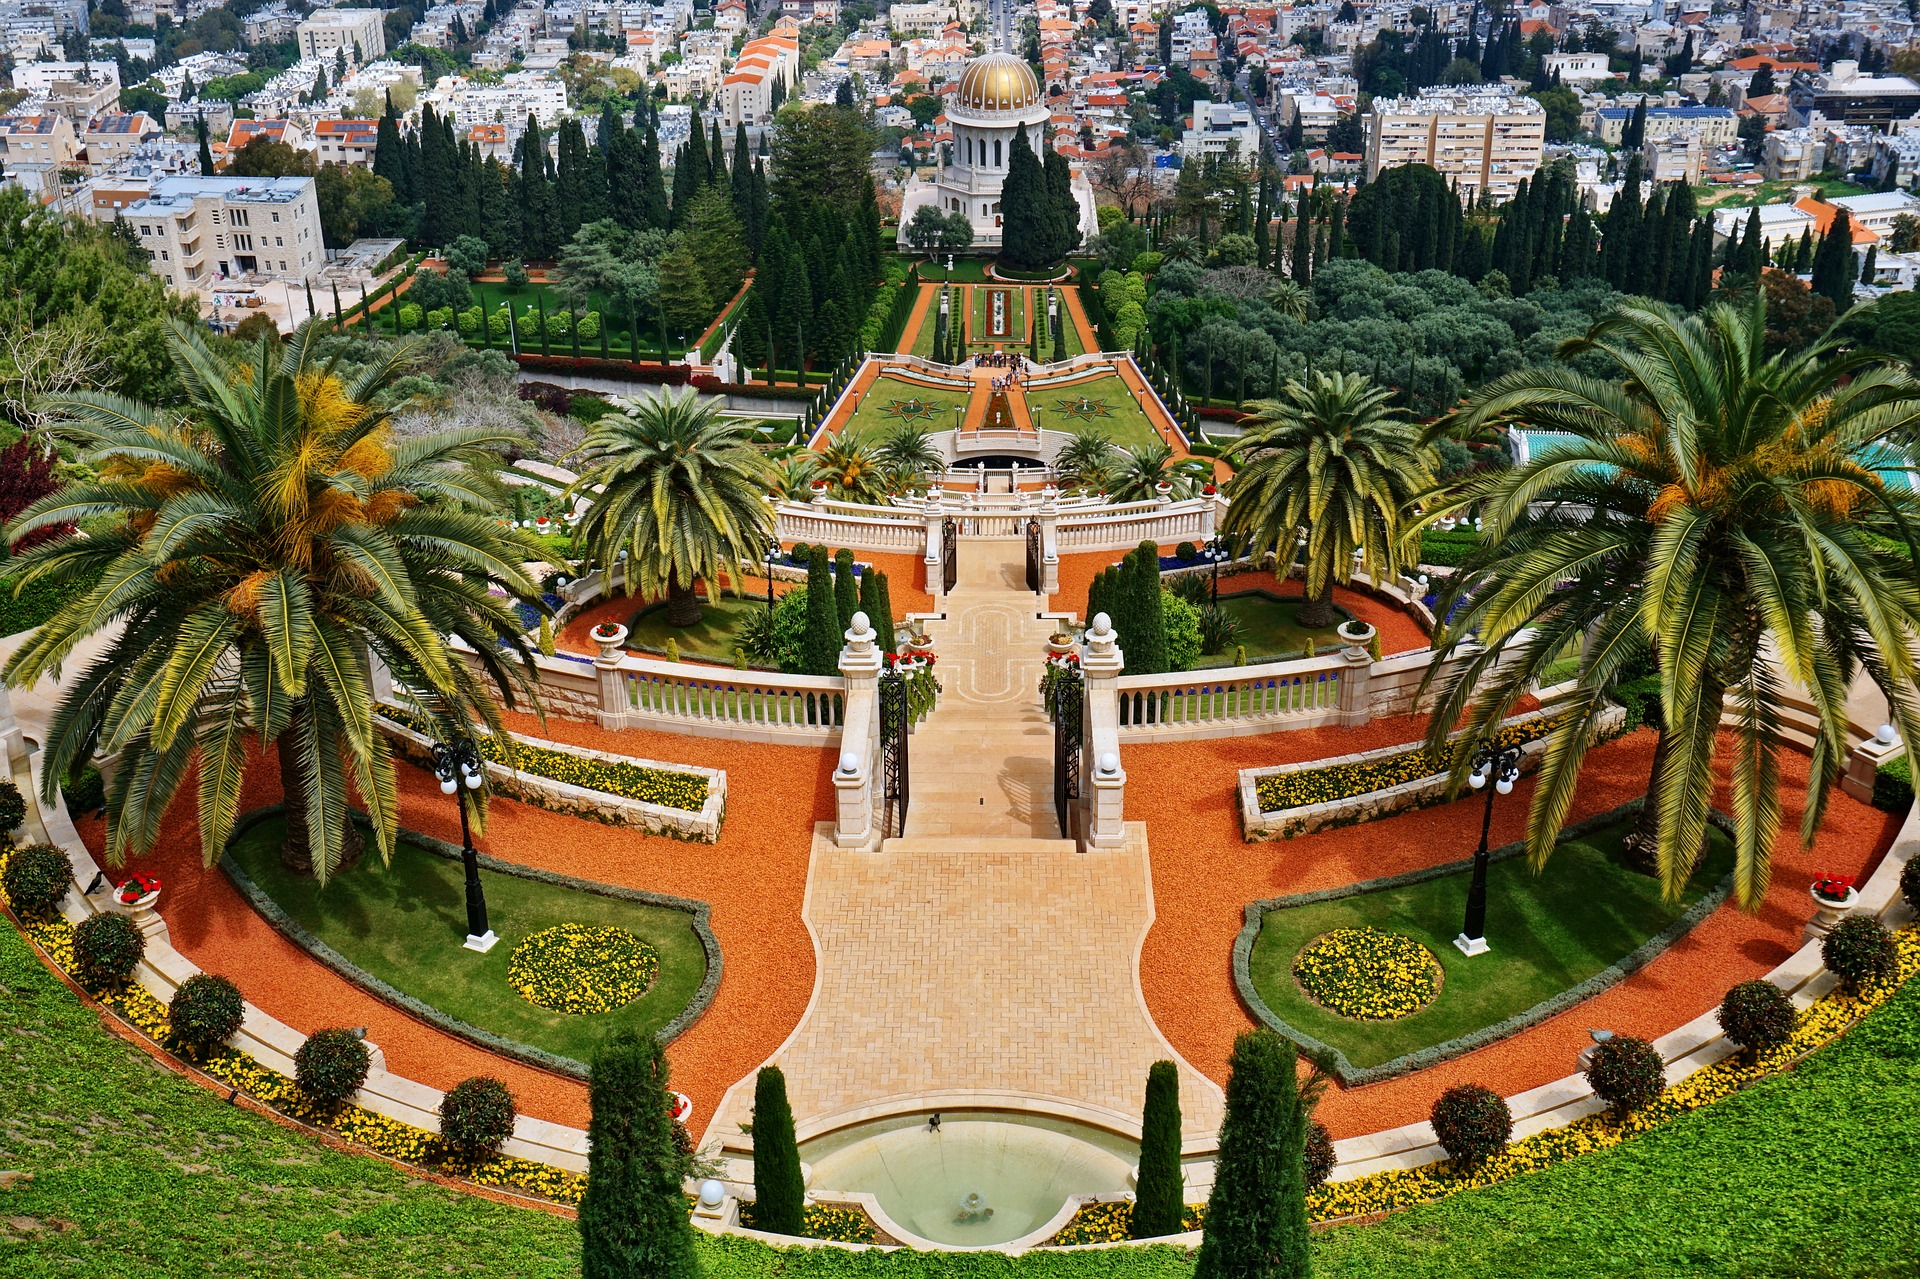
227, 820, 706, 1064
5, 917, 1918, 1276
1249, 821, 1735, 1067
626, 595, 768, 663
1193, 590, 1349, 667
838, 374, 973, 443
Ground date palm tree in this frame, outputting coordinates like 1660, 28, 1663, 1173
1055, 427, 1118, 492
1263, 279, 1311, 323
875, 423, 943, 491
1224, 371, 1437, 627
3, 321, 543, 881
568, 385, 775, 627
1108, 438, 1213, 504
813, 434, 888, 504
1421, 297, 1920, 907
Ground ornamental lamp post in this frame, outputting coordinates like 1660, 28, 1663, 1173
1201, 534, 1231, 605
431, 736, 497, 953
1454, 740, 1522, 958
764, 537, 784, 617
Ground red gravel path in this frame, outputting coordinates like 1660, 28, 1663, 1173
85, 725, 832, 1140
1129, 725, 1901, 1137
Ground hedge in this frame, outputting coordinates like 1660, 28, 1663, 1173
377, 709, 708, 812
0, 567, 102, 638
1875, 753, 1912, 813
1256, 714, 1558, 814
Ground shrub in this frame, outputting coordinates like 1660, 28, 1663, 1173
439, 1076, 517, 1162
580, 1030, 699, 1277
1901, 856, 1920, 916
2, 842, 70, 916
72, 911, 144, 989
1198, 602, 1241, 655
544, 310, 571, 340
1303, 1120, 1335, 1189
397, 302, 423, 331
516, 311, 541, 342
62, 765, 104, 815
295, 1027, 372, 1105
1822, 916, 1897, 990
487, 308, 510, 340
751, 1065, 805, 1235
577, 310, 601, 340
0, 778, 24, 835
1132, 1060, 1183, 1238
169, 973, 245, 1058
1175, 541, 1198, 562
1717, 980, 1796, 1057
427, 306, 454, 331
503, 258, 529, 288
457, 306, 481, 336
1585, 1035, 1665, 1116
1161, 590, 1202, 673
1612, 675, 1665, 733
1874, 753, 1913, 812
1430, 1083, 1511, 1164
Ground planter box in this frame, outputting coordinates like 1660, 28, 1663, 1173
1237, 706, 1627, 842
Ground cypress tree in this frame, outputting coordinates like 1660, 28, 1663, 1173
1739, 207, 1765, 276
750, 1066, 805, 1236
1689, 218, 1714, 308
804, 546, 840, 675
1044, 146, 1082, 261
638, 119, 670, 229
833, 548, 860, 634
1125, 542, 1169, 676
578, 1031, 699, 1279
708, 120, 727, 188
196, 113, 214, 176
1810, 209, 1858, 311
1000, 127, 1051, 269
1132, 1061, 1185, 1239
730, 122, 754, 223
1192, 1030, 1311, 1279
1794, 227, 1813, 274
685, 107, 710, 191
871, 570, 896, 653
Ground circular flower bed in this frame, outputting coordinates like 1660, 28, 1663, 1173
1293, 927, 1441, 1021
508, 925, 659, 1015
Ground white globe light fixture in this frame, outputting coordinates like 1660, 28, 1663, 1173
1098, 752, 1120, 775
1468, 767, 1487, 790
1495, 773, 1515, 796
1877, 723, 1900, 745
838, 750, 861, 775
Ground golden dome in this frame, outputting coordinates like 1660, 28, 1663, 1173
954, 52, 1043, 113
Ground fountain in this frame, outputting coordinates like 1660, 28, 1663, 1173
956, 1191, 994, 1226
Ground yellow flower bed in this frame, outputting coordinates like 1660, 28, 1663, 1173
1294, 928, 1441, 1021
1050, 925, 1920, 1243
507, 923, 659, 1015
381, 708, 709, 812
1257, 716, 1556, 814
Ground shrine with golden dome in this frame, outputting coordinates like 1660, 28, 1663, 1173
896, 49, 1098, 250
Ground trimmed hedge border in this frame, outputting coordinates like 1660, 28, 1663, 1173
1232, 801, 1737, 1086
219, 805, 722, 1080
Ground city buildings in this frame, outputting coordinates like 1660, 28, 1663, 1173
1594, 102, 1737, 147
1787, 59, 1920, 132
1181, 98, 1262, 159
1364, 87, 1545, 202
123, 175, 324, 291
295, 8, 387, 64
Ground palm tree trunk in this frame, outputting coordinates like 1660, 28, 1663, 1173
277, 714, 364, 878
1297, 579, 1336, 629
1621, 729, 1669, 875
665, 568, 702, 627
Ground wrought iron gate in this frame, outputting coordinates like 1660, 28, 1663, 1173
879, 667, 909, 838
1025, 518, 1042, 593
1051, 667, 1084, 841
941, 517, 958, 594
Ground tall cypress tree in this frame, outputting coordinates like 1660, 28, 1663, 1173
1132, 1061, 1184, 1240
1810, 209, 1858, 311
833, 548, 859, 635
638, 119, 670, 230
708, 120, 727, 188
750, 1066, 805, 1236
196, 113, 214, 176
1192, 1030, 1311, 1279
1000, 127, 1051, 269
578, 1032, 699, 1279
1125, 542, 1169, 676
804, 545, 840, 675
730, 122, 754, 222
1044, 146, 1082, 261
1738, 206, 1765, 277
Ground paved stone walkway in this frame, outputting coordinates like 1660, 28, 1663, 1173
712, 540, 1224, 1146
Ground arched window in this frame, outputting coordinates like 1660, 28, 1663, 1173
994, 138, 1002, 167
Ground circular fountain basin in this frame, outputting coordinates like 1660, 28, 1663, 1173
801, 1111, 1135, 1248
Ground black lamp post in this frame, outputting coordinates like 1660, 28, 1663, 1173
1200, 534, 1231, 606
431, 737, 496, 953
1454, 740, 1522, 957
764, 537, 783, 617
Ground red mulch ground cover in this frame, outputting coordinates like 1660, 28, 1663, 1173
1129, 725, 1901, 1137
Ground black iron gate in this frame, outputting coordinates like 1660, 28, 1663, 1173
1051, 667, 1084, 841
941, 517, 958, 594
879, 667, 909, 838
1025, 518, 1042, 593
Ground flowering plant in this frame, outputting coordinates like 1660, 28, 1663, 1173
116, 873, 161, 904
1813, 872, 1855, 902
589, 622, 622, 642
1202, 483, 1217, 495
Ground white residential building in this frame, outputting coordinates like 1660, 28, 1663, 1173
123, 175, 324, 290
1181, 97, 1261, 159
420, 72, 570, 129
295, 8, 387, 64
1365, 87, 1544, 202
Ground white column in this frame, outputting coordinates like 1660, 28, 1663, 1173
1080, 612, 1126, 849
924, 508, 945, 592
1335, 620, 1376, 729
592, 624, 630, 729
834, 612, 883, 849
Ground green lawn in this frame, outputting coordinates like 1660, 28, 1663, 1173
967, 284, 1028, 346
625, 594, 772, 663
225, 818, 707, 1067
6, 912, 1920, 1276
1248, 818, 1735, 1069
838, 372, 974, 443
1036, 372, 1167, 452
907, 284, 941, 356
1193, 590, 1352, 667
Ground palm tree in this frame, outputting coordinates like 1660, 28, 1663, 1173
766, 448, 824, 501
1422, 297, 1920, 907
1055, 427, 1118, 491
3, 321, 542, 881
1264, 279, 1312, 323
1162, 235, 1201, 263
814, 434, 888, 504
568, 385, 775, 628
1224, 372, 1437, 628
1107, 439, 1213, 504
874, 423, 943, 490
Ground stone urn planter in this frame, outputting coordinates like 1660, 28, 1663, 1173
114, 874, 162, 934
590, 622, 629, 664
1806, 878, 1860, 940
1047, 631, 1075, 656
907, 631, 935, 656
534, 516, 553, 535
810, 480, 830, 504
1336, 619, 1377, 660
1155, 480, 1173, 503
670, 1091, 694, 1126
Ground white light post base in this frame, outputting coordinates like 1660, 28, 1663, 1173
464, 930, 500, 954
1453, 933, 1490, 957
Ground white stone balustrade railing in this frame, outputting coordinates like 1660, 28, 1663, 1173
1056, 494, 1221, 552
1080, 612, 1127, 848
774, 505, 928, 554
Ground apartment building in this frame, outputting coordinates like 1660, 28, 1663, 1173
1594, 103, 1737, 147
295, 8, 387, 64
1788, 59, 1920, 133
1364, 88, 1544, 202
81, 112, 164, 166
313, 117, 380, 166
1181, 97, 1262, 159
124, 175, 323, 290
715, 34, 799, 128
888, 1, 956, 37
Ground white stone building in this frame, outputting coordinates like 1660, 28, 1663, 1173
123, 175, 324, 291
1365, 87, 1544, 202
295, 8, 387, 64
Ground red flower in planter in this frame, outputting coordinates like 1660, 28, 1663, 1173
116, 873, 162, 904
1814, 872, 1855, 901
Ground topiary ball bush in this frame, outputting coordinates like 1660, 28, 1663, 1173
295, 1028, 372, 1105
1175, 541, 1198, 563
1717, 980, 1796, 1057
0, 778, 24, 835
1303, 1119, 1335, 1189
1585, 1035, 1665, 1117
2, 842, 69, 916
169, 973, 245, 1059
1822, 915, 1898, 990
438, 1076, 517, 1162
72, 911, 144, 989
1899, 856, 1920, 917
1430, 1083, 1511, 1164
